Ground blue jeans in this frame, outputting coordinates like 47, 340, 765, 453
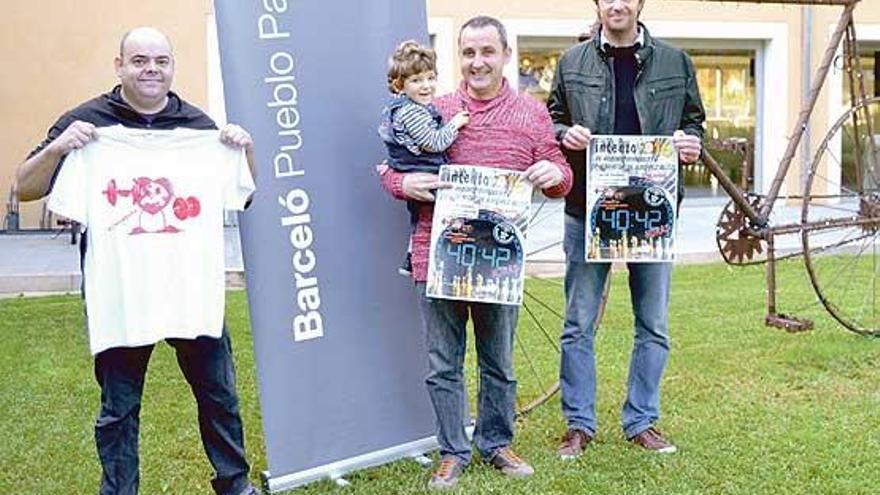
93, 330, 251, 495
560, 214, 671, 439
416, 283, 518, 464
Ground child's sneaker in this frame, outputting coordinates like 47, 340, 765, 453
398, 252, 413, 277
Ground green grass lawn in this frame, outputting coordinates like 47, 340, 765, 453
1, 259, 878, 494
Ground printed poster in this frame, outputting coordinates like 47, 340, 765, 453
586, 135, 677, 262
426, 165, 532, 305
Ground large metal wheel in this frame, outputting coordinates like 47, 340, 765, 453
802, 96, 880, 337
514, 273, 610, 416
464, 198, 611, 418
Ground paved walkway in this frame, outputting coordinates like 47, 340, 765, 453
0, 197, 806, 295
526, 196, 804, 272
0, 228, 245, 295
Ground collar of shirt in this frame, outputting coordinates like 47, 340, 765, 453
455, 78, 513, 114
600, 26, 644, 52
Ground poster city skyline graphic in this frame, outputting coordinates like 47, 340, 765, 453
427, 165, 532, 305
586, 135, 678, 263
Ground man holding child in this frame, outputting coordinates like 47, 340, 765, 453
379, 15, 572, 490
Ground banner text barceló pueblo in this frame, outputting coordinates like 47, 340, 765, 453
261, 0, 323, 342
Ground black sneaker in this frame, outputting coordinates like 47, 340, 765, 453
398, 252, 413, 276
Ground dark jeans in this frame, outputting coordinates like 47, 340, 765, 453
416, 283, 518, 464
93, 330, 251, 495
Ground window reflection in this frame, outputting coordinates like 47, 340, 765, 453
518, 36, 579, 101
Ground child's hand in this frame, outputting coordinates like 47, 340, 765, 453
450, 111, 470, 130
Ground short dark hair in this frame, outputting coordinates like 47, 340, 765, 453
459, 16, 508, 49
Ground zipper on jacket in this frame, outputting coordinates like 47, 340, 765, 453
605, 55, 615, 133
634, 52, 647, 132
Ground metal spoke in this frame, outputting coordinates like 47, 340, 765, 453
521, 295, 562, 352
791, 230, 879, 314
810, 169, 859, 200
527, 240, 563, 257
523, 287, 566, 327
810, 227, 863, 289
529, 202, 564, 230
851, 231, 879, 326
514, 322, 545, 397
814, 128, 860, 196
529, 199, 547, 225
804, 198, 860, 216
810, 227, 877, 317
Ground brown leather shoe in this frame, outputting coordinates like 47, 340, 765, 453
428, 456, 465, 490
558, 428, 593, 460
488, 446, 535, 478
628, 427, 677, 454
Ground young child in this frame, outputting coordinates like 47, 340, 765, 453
378, 40, 469, 276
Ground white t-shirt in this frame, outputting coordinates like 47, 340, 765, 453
48, 126, 256, 355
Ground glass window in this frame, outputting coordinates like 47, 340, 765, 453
841, 44, 878, 104
840, 43, 880, 192
517, 36, 580, 102
688, 50, 757, 196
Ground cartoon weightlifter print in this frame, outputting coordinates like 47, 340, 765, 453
103, 177, 201, 235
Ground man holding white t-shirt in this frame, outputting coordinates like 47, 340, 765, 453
15, 27, 259, 495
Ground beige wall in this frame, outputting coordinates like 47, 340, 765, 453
1, 0, 212, 227
4, 1, 880, 227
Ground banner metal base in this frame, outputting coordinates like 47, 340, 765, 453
261, 435, 440, 493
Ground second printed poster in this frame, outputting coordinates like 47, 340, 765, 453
586, 135, 678, 262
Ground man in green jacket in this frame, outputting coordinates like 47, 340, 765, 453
547, 0, 705, 458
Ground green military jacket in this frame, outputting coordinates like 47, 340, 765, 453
547, 24, 706, 218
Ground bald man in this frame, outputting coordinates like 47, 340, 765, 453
15, 27, 259, 495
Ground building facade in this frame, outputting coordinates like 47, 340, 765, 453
3, 0, 880, 228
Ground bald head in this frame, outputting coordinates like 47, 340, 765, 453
119, 27, 173, 57
115, 26, 175, 114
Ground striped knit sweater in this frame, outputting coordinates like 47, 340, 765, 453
380, 79, 573, 282
392, 98, 459, 154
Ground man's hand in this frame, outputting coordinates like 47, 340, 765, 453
562, 124, 591, 151
219, 123, 254, 150
673, 130, 701, 164
46, 121, 98, 155
401, 172, 450, 202
17, 120, 98, 202
523, 160, 564, 189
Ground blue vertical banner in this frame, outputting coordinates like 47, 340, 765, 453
213, 1, 436, 491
